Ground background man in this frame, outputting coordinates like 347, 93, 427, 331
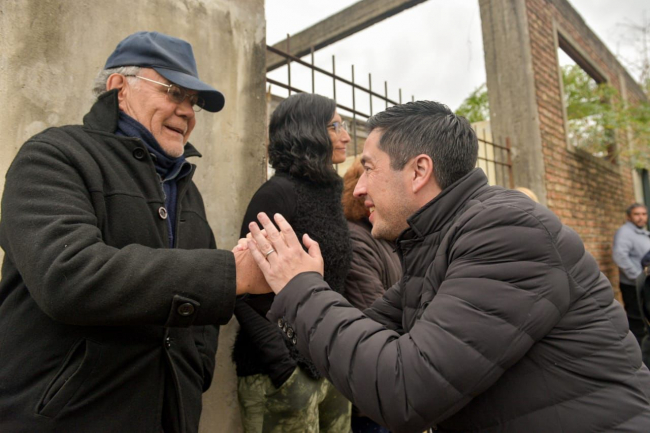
244, 101, 650, 432
0, 31, 267, 432
613, 203, 650, 345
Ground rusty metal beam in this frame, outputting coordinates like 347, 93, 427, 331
266, 0, 429, 72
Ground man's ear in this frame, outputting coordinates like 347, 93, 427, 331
106, 73, 128, 102
410, 154, 435, 194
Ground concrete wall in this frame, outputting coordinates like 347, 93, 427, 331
479, 0, 547, 204
479, 0, 648, 292
0, 0, 267, 431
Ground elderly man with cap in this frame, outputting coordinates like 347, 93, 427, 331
0, 31, 268, 432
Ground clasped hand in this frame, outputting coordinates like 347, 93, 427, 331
235, 212, 324, 294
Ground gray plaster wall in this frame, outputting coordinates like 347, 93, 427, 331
0, 0, 267, 431
479, 0, 548, 204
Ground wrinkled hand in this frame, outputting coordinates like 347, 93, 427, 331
234, 249, 273, 295
232, 237, 250, 253
247, 212, 324, 294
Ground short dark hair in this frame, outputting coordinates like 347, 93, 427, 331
626, 203, 647, 216
268, 93, 339, 184
367, 100, 478, 189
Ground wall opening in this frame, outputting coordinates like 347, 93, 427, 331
557, 33, 617, 162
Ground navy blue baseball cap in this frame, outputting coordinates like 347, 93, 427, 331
105, 31, 225, 113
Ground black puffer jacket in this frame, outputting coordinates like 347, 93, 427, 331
268, 169, 650, 432
0, 91, 236, 433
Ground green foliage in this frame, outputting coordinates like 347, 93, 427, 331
625, 91, 650, 169
561, 64, 615, 157
561, 64, 650, 167
455, 83, 489, 123
455, 66, 650, 168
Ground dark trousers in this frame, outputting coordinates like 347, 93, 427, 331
620, 282, 647, 346
351, 415, 390, 433
635, 274, 650, 368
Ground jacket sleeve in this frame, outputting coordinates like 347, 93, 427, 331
267, 205, 570, 433
363, 282, 404, 333
613, 227, 643, 281
239, 176, 296, 238
345, 229, 392, 310
235, 176, 298, 387
234, 299, 296, 388
0, 139, 236, 327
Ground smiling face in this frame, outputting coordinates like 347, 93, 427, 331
353, 130, 415, 241
116, 68, 196, 158
329, 112, 351, 164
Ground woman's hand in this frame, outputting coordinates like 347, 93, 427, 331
247, 212, 324, 294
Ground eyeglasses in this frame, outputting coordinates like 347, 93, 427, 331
124, 75, 205, 112
327, 120, 349, 135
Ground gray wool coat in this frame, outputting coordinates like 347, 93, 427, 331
268, 168, 650, 433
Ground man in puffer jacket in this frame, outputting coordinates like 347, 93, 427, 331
240, 100, 650, 433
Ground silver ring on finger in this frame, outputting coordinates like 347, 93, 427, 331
264, 248, 276, 257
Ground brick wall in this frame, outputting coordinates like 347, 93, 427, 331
522, 0, 646, 295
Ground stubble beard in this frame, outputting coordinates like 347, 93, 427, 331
370, 204, 411, 242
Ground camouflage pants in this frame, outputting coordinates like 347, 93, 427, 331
238, 367, 351, 433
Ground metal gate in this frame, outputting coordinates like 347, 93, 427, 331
266, 39, 514, 188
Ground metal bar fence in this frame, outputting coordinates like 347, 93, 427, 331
266, 41, 514, 188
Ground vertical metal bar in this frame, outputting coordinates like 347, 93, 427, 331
332, 55, 336, 101
311, 46, 315, 94
399, 88, 402, 104
483, 129, 490, 183
506, 137, 515, 189
384, 81, 388, 109
500, 145, 505, 187
286, 34, 291, 96
368, 73, 373, 116
352, 64, 357, 157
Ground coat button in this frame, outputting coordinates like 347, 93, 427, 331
133, 148, 146, 160
159, 207, 168, 219
292, 336, 297, 345
287, 327, 294, 339
277, 318, 284, 328
178, 303, 195, 316
165, 337, 172, 349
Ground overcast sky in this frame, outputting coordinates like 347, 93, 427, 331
265, 0, 648, 116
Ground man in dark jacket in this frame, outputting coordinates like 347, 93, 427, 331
0, 32, 267, 432
242, 101, 650, 432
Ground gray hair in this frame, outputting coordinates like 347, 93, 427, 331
626, 203, 647, 216
92, 66, 142, 98
367, 100, 478, 190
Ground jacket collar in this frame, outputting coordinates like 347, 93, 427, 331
625, 221, 650, 236
401, 168, 489, 240
82, 89, 202, 159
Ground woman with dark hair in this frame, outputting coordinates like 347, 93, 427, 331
233, 93, 353, 432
